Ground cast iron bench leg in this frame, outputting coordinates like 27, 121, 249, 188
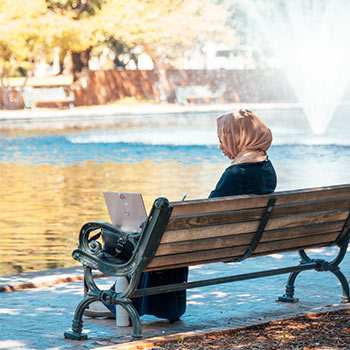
64, 295, 93, 340
64, 293, 143, 340
279, 241, 350, 304
330, 268, 350, 303
123, 302, 142, 339
278, 270, 300, 303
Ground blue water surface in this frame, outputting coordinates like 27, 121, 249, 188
1, 131, 350, 166
0, 133, 220, 164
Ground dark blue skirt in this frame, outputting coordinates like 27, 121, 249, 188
106, 267, 188, 321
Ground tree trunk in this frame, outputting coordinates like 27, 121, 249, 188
142, 45, 172, 102
72, 48, 91, 81
14, 73, 31, 109
0, 70, 11, 109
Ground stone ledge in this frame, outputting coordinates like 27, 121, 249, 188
0, 266, 105, 292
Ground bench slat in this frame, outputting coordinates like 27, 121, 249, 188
254, 232, 339, 254
271, 198, 350, 218
161, 219, 344, 245
170, 185, 350, 216
161, 221, 259, 243
171, 196, 268, 216
155, 222, 344, 256
275, 186, 350, 206
148, 232, 337, 270
156, 233, 254, 256
252, 242, 338, 258
266, 210, 348, 230
261, 221, 344, 242
148, 245, 246, 268
167, 204, 349, 232
166, 207, 265, 230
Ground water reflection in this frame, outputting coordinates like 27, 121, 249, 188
0, 160, 226, 275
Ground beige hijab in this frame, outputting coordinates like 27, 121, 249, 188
217, 109, 272, 165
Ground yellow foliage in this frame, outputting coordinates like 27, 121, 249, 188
96, 0, 235, 57
0, 0, 99, 71
0, 0, 235, 75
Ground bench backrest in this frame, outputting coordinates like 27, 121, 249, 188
174, 85, 218, 104
145, 184, 350, 271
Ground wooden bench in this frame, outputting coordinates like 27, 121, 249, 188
175, 85, 223, 105
22, 87, 75, 109
64, 184, 350, 340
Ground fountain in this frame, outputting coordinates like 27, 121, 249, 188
242, 0, 350, 134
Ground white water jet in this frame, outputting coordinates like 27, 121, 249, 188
242, 0, 350, 134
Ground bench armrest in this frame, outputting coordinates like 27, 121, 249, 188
72, 221, 139, 276
72, 197, 172, 277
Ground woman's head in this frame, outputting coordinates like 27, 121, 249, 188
217, 109, 272, 164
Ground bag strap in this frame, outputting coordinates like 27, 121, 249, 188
101, 228, 130, 256
114, 232, 129, 255
88, 231, 101, 243
88, 227, 131, 257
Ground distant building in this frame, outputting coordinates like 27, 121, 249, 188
183, 43, 278, 70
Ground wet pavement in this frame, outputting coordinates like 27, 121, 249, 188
1, 246, 350, 350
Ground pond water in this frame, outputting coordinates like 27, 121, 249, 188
1, 106, 350, 275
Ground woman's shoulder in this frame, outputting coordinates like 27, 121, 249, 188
223, 163, 245, 176
237, 159, 272, 167
226, 159, 272, 171
209, 160, 276, 198
224, 160, 275, 180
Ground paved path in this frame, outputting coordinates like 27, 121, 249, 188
1, 247, 350, 350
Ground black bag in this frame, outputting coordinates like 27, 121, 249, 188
101, 228, 136, 262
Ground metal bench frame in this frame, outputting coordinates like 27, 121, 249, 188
64, 184, 350, 340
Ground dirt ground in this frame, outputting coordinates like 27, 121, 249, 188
154, 308, 350, 350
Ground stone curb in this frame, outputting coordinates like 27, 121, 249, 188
0, 103, 305, 132
0, 266, 105, 292
0, 102, 301, 120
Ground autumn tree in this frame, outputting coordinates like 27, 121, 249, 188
0, 0, 236, 107
46, 0, 104, 79
96, 0, 235, 101
0, 0, 101, 108
0, 0, 53, 108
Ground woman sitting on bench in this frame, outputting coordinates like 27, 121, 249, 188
106, 109, 277, 323
209, 109, 277, 198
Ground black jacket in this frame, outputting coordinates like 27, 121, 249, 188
209, 160, 277, 198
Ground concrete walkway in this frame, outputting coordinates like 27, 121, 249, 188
1, 247, 350, 350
